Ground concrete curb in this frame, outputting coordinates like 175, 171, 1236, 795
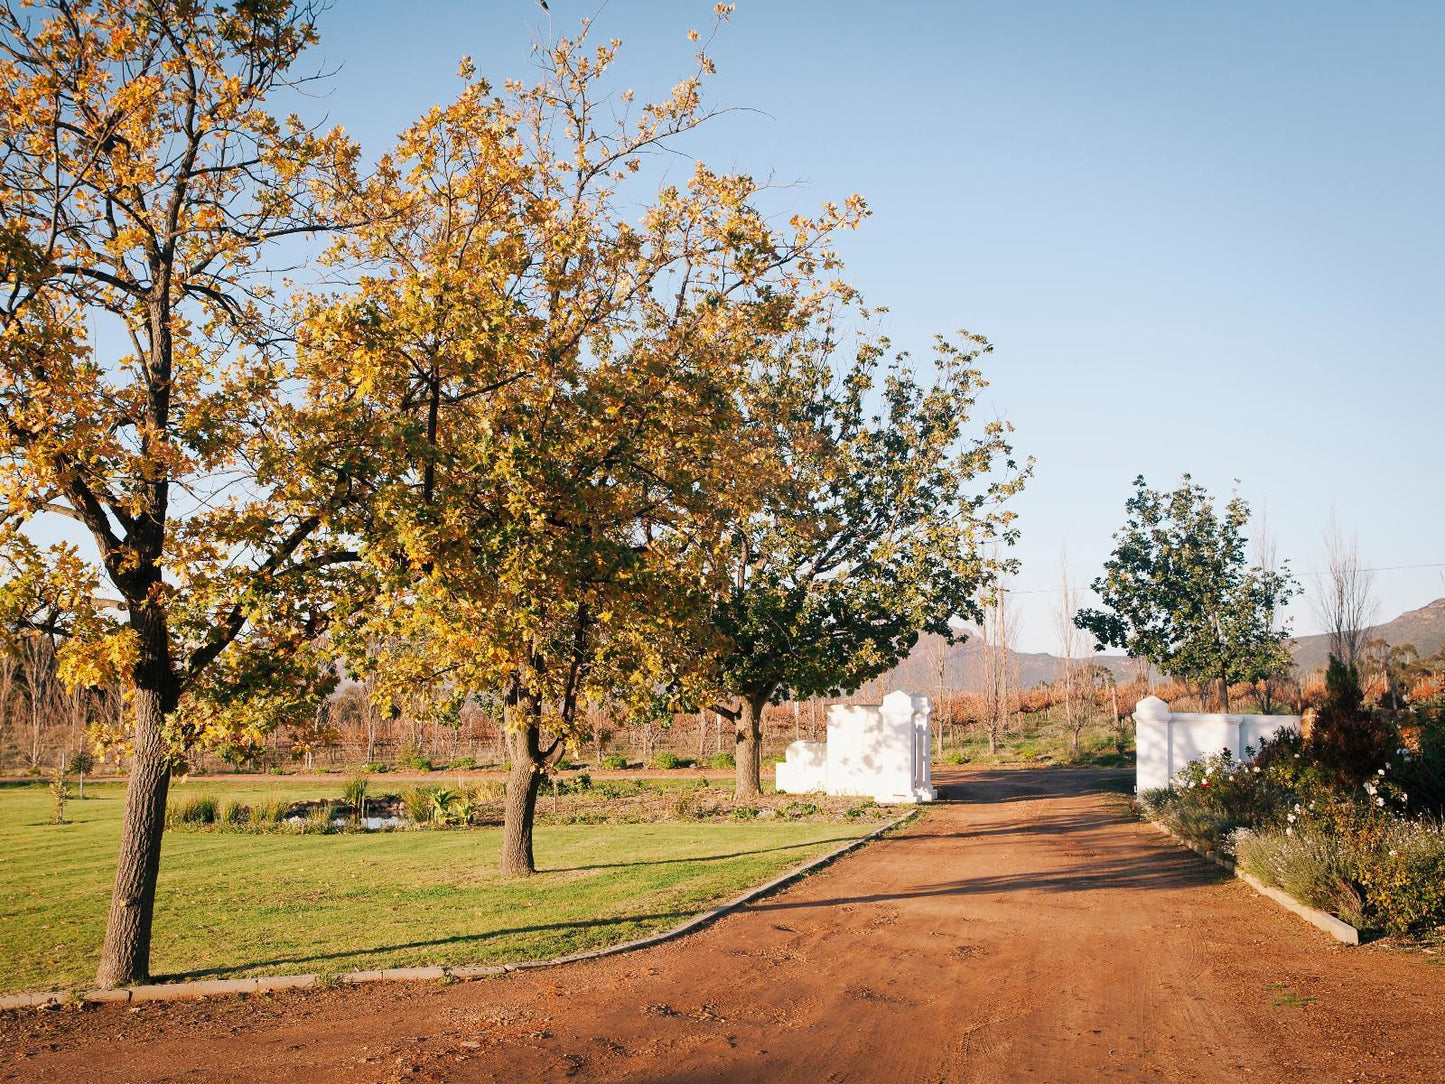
1148, 820, 1361, 945
0, 811, 916, 1012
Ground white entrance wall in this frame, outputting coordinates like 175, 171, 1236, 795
1134, 695, 1301, 793
775, 690, 935, 804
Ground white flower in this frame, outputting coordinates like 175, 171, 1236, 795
1251, 766, 1260, 774
1287, 813, 1297, 823
1286, 827, 1295, 837
1378, 768, 1386, 777
1375, 797, 1385, 807
1364, 782, 1377, 796
1294, 803, 1302, 812
1401, 793, 1408, 802
1389, 849, 1398, 857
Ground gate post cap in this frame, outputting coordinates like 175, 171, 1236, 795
1134, 696, 1171, 724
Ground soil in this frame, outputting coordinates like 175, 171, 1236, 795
3, 766, 1442, 1083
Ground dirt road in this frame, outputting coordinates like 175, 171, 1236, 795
3, 768, 1440, 1082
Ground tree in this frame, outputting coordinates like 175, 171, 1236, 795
0, 0, 358, 986
1075, 476, 1298, 712
703, 333, 1028, 796
1313, 513, 1378, 669
1306, 655, 1390, 786
302, 13, 861, 872
1055, 552, 1088, 755
975, 576, 1019, 756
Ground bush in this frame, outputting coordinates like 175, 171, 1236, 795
219, 800, 248, 828
943, 751, 968, 765
653, 752, 681, 770
449, 756, 478, 771
731, 806, 760, 821
166, 794, 218, 827
596, 779, 646, 799
343, 773, 369, 819
706, 752, 735, 770
252, 795, 291, 825
1362, 817, 1445, 934
600, 754, 630, 770
400, 785, 439, 824
1306, 656, 1391, 787
781, 801, 821, 819
395, 742, 434, 772
1236, 828, 1365, 926
360, 762, 388, 773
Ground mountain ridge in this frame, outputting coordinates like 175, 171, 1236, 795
879, 597, 1445, 693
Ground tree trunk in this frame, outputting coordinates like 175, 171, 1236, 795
500, 698, 545, 877
734, 688, 772, 799
94, 684, 174, 988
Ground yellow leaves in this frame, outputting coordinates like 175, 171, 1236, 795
56, 627, 138, 691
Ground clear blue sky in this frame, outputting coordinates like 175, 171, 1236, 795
318, 2, 1443, 650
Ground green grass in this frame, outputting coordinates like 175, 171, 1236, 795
938, 716, 1134, 768
0, 778, 871, 994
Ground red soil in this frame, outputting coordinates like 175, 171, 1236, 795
3, 766, 1441, 1082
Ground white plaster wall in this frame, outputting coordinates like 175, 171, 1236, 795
774, 692, 935, 803
1134, 696, 1301, 792
775, 740, 827, 794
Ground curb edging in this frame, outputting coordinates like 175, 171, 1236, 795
1148, 819, 1361, 945
0, 811, 916, 1012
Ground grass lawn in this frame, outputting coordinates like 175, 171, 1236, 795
0, 778, 876, 994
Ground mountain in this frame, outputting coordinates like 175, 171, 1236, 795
1289, 597, 1445, 675
879, 598, 1445, 693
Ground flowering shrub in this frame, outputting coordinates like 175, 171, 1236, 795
1143, 725, 1445, 936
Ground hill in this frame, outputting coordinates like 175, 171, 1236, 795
880, 598, 1445, 693
1289, 597, 1445, 674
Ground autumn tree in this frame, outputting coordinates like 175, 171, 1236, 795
1075, 476, 1298, 712
702, 333, 1028, 797
300, 13, 861, 873
0, 0, 358, 986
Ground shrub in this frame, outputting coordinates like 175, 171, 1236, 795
1236, 828, 1365, 926
252, 796, 291, 825
395, 742, 434, 772
731, 806, 760, 821
596, 779, 646, 799
1306, 656, 1391, 787
1362, 817, 1445, 934
706, 752, 735, 770
464, 780, 506, 804
220, 801, 248, 827
781, 801, 821, 819
653, 752, 681, 770
449, 756, 478, 771
400, 785, 439, 824
665, 787, 698, 819
943, 751, 968, 765
166, 794, 218, 827
360, 762, 388, 773
600, 754, 630, 770
343, 773, 369, 821
302, 801, 335, 833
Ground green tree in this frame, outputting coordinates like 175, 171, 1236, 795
703, 332, 1028, 797
1075, 475, 1298, 712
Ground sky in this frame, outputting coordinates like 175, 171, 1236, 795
304, 0, 1443, 652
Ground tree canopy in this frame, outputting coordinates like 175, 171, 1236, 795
1075, 475, 1297, 711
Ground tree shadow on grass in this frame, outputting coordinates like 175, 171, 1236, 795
162, 909, 699, 981
547, 834, 858, 873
